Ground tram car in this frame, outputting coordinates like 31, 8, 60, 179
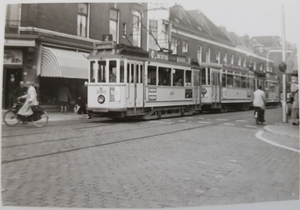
200, 63, 254, 112
86, 42, 203, 119
253, 72, 280, 108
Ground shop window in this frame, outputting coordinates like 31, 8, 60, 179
98, 60, 106, 83
185, 70, 192, 86
148, 65, 156, 85
109, 60, 117, 83
226, 74, 233, 87
173, 69, 184, 86
158, 67, 171, 86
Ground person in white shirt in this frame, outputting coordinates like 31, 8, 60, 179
253, 85, 266, 123
17, 81, 39, 124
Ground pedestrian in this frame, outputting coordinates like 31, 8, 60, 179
291, 89, 299, 126
77, 81, 92, 119
253, 85, 266, 124
16, 81, 28, 103
57, 84, 72, 113
17, 81, 38, 124
7, 74, 16, 108
77, 82, 88, 115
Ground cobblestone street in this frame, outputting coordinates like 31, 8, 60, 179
1, 109, 299, 208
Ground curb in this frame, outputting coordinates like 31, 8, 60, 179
264, 124, 299, 139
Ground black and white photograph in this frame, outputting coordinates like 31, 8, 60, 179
1, 0, 300, 209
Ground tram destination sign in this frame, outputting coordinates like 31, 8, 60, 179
149, 49, 191, 64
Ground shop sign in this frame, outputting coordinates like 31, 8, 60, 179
3, 49, 23, 65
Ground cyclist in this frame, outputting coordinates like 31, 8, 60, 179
17, 81, 38, 124
253, 85, 266, 124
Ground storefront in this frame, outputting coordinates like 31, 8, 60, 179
3, 37, 37, 109
38, 46, 90, 107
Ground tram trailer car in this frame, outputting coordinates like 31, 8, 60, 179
200, 63, 254, 112
86, 42, 203, 120
253, 75, 280, 108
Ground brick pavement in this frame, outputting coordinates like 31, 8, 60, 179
1, 119, 299, 208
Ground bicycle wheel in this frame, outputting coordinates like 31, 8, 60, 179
3, 110, 20, 126
32, 111, 49, 127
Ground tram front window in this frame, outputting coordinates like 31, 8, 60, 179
98, 61, 106, 83
90, 61, 96, 83
109, 60, 117, 83
158, 67, 171, 86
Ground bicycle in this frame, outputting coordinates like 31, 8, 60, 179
3, 100, 49, 127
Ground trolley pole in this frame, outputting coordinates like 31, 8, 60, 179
281, 5, 288, 123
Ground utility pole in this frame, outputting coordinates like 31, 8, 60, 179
281, 5, 288, 123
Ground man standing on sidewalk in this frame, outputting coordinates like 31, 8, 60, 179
77, 81, 92, 119
291, 88, 299, 125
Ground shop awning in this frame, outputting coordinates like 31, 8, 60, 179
40, 47, 90, 79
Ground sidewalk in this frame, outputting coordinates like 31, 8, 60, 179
259, 121, 299, 152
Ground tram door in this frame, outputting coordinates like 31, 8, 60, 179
193, 69, 201, 109
211, 69, 221, 103
126, 61, 144, 114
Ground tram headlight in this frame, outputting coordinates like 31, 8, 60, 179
98, 95, 105, 104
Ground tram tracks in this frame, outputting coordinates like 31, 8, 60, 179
2, 109, 281, 165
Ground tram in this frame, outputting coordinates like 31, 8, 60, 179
86, 42, 203, 119
200, 63, 254, 112
253, 71, 280, 108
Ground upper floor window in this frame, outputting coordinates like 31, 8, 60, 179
149, 19, 158, 50
238, 56, 242, 66
77, 3, 88, 37
231, 54, 234, 64
171, 37, 178, 54
182, 40, 188, 53
254, 61, 257, 70
223, 53, 228, 63
110, 9, 119, 42
243, 58, 247, 67
122, 23, 126, 37
132, 10, 141, 47
6, 4, 20, 27
216, 51, 221, 64
206, 47, 211, 63
197, 45, 202, 64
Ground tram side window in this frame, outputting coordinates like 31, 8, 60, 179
222, 73, 226, 87
246, 77, 250, 88
127, 63, 134, 83
120, 60, 125, 83
147, 65, 156, 85
109, 60, 117, 83
90, 61, 95, 83
136, 64, 140, 83
234, 75, 241, 88
158, 67, 171, 86
241, 76, 247, 88
226, 74, 233, 88
201, 68, 206, 85
185, 70, 192, 86
98, 61, 106, 83
173, 69, 184, 86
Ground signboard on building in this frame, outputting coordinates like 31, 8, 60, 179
3, 49, 23, 65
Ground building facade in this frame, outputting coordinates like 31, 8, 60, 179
3, 3, 149, 109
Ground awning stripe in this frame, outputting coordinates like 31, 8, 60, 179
41, 47, 89, 79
